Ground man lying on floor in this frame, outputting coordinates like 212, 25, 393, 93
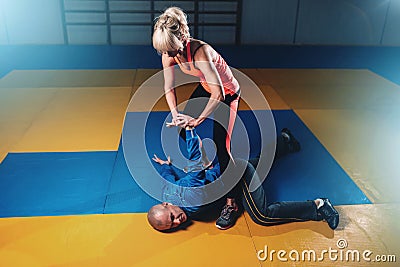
147, 126, 339, 232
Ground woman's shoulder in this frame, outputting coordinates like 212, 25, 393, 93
189, 38, 208, 47
189, 38, 216, 60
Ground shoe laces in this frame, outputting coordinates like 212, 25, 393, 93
220, 205, 236, 220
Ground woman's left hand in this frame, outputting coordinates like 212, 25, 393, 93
176, 113, 198, 128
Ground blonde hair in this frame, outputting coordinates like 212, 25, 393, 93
153, 7, 190, 54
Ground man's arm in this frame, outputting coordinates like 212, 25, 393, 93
184, 127, 205, 173
152, 154, 177, 183
205, 164, 220, 183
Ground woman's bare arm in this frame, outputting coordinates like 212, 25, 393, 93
162, 53, 179, 121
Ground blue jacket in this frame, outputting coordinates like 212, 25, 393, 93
160, 163, 221, 215
159, 128, 221, 216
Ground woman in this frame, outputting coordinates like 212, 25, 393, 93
152, 7, 241, 230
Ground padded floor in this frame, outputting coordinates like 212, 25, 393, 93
0, 204, 398, 266
0, 213, 257, 267
0, 151, 117, 217
0, 69, 399, 267
294, 108, 400, 203
246, 203, 400, 266
0, 110, 369, 217
0, 70, 136, 88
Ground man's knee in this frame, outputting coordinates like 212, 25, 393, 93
266, 203, 282, 217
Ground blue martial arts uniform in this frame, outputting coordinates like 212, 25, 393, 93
159, 128, 220, 216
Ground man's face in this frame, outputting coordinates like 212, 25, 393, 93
156, 202, 187, 230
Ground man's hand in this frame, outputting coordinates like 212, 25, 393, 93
152, 154, 171, 165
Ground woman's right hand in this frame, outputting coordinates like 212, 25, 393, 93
175, 113, 198, 128
166, 117, 180, 128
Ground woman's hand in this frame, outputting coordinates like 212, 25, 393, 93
175, 113, 198, 128
166, 116, 180, 128
152, 154, 171, 165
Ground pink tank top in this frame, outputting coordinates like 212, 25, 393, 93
175, 41, 239, 96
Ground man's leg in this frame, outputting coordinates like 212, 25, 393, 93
239, 158, 322, 226
242, 158, 339, 229
248, 128, 300, 169
184, 127, 206, 173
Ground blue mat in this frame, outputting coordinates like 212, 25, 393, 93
103, 142, 159, 214
0, 110, 370, 218
0, 151, 117, 217
263, 110, 371, 205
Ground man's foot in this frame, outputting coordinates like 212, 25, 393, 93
215, 204, 240, 230
281, 128, 301, 152
318, 198, 339, 230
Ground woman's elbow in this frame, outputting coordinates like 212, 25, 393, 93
213, 92, 224, 102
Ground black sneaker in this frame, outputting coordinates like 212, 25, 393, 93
281, 128, 301, 152
215, 205, 240, 230
318, 198, 339, 230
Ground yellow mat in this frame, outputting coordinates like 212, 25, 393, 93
294, 108, 400, 203
246, 204, 399, 266
0, 87, 58, 162
0, 151, 7, 163
131, 69, 161, 99
0, 213, 257, 267
11, 87, 132, 152
255, 68, 400, 110
133, 69, 161, 87
128, 84, 198, 112
0, 70, 137, 160
0, 204, 398, 267
0, 121, 31, 162
0, 87, 57, 122
130, 68, 289, 111
238, 68, 266, 86
0, 70, 136, 88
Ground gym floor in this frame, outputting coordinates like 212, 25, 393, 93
0, 68, 399, 266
